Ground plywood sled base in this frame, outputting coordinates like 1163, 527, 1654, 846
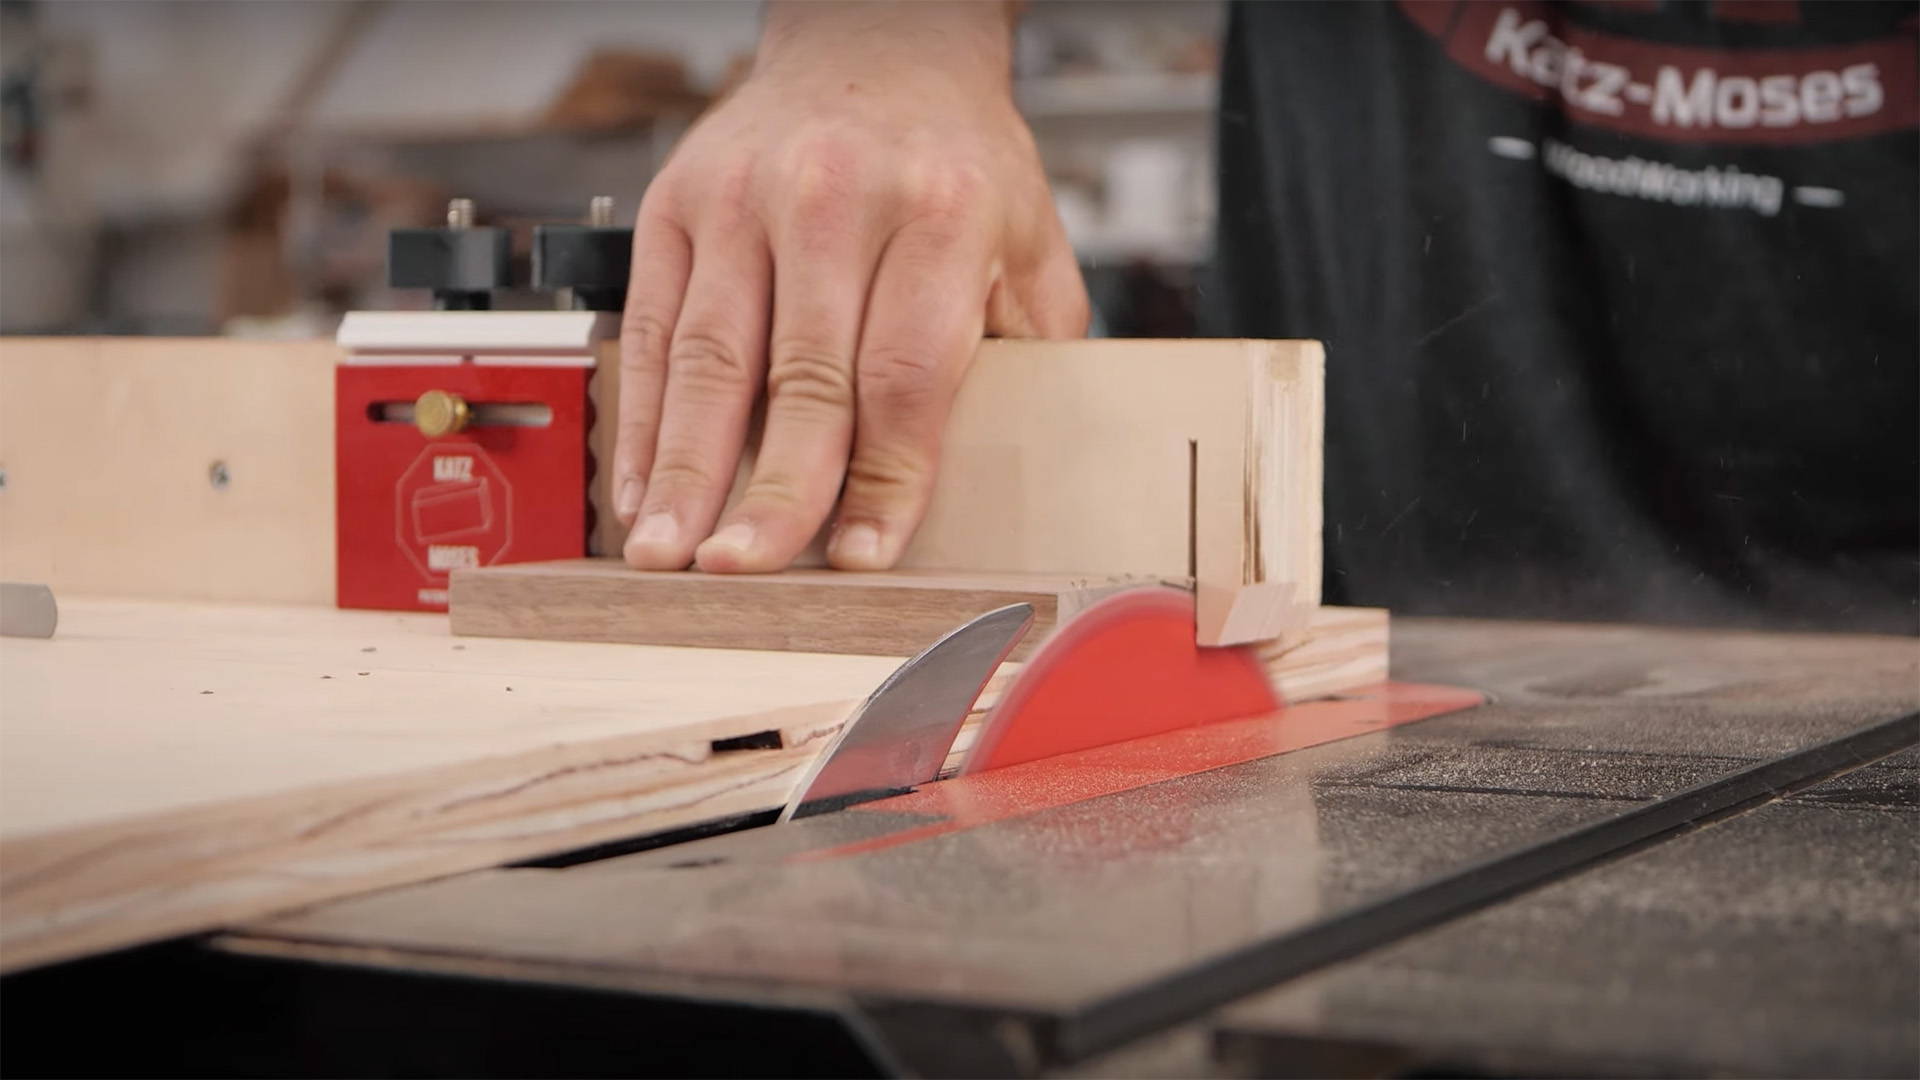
0, 598, 1384, 973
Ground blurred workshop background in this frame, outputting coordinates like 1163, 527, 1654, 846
0, 0, 1221, 339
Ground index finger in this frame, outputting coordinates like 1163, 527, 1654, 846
623, 218, 773, 570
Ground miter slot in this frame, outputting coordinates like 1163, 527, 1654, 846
365, 401, 555, 427
508, 810, 780, 870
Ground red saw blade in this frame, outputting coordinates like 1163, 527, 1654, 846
960, 586, 1280, 774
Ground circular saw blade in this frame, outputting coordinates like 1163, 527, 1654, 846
959, 586, 1280, 775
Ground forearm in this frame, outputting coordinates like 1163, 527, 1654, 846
756, 1, 1020, 92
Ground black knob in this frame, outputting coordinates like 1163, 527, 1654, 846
532, 197, 632, 312
388, 198, 511, 310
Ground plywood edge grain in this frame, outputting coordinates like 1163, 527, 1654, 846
1186, 338, 1323, 646
1256, 339, 1324, 609
0, 694, 854, 974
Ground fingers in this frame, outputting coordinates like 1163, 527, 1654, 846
623, 213, 773, 569
611, 209, 692, 529
827, 221, 993, 571
695, 189, 885, 573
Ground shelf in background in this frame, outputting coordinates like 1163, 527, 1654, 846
1016, 72, 1216, 120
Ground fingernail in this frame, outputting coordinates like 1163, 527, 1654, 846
829, 523, 881, 568
632, 512, 678, 549
615, 478, 643, 521
701, 523, 757, 559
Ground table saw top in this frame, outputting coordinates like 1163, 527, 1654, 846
188, 615, 1919, 1078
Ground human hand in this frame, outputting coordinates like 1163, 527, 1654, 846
614, 0, 1088, 573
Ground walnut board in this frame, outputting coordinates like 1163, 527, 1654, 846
449, 562, 1383, 676
449, 560, 1174, 660
0, 597, 1384, 973
2, 335, 1320, 645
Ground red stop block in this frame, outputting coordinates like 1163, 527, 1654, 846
336, 362, 591, 611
